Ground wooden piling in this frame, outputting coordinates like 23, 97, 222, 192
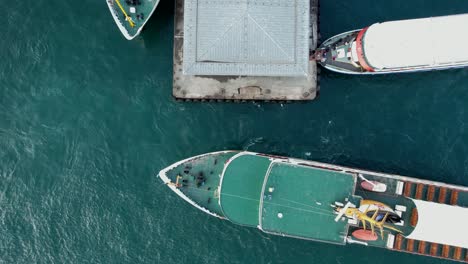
406, 239, 415, 252
404, 182, 412, 197
438, 187, 447, 203
415, 183, 424, 199
430, 243, 438, 256
410, 208, 418, 227
394, 234, 403, 250
453, 247, 462, 260
450, 190, 458, 205
442, 245, 450, 258
418, 241, 426, 254
426, 185, 435, 201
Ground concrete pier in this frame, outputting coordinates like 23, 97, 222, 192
172, 0, 319, 101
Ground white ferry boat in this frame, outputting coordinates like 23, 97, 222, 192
314, 14, 468, 74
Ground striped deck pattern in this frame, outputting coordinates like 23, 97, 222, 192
395, 181, 467, 262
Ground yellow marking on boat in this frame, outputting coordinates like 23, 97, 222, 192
344, 206, 403, 239
167, 175, 183, 188
114, 0, 135, 27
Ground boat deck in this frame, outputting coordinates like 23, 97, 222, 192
107, 0, 159, 38
351, 175, 417, 248
218, 153, 361, 244
260, 161, 358, 244
161, 151, 238, 217
220, 154, 272, 226
317, 31, 366, 74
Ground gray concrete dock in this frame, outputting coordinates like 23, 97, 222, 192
172, 0, 319, 101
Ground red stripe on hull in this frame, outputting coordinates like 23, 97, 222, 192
356, 27, 375, 72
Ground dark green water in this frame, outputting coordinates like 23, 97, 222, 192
1, 0, 468, 263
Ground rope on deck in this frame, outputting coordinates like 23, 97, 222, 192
114, 0, 135, 27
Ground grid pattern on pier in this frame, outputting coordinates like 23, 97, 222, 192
183, 0, 310, 76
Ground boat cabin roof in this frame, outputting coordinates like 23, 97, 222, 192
363, 14, 468, 69
219, 153, 358, 244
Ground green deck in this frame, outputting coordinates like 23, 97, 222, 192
260, 162, 357, 244
219, 153, 358, 244
164, 151, 238, 216
109, 0, 159, 37
219, 154, 272, 226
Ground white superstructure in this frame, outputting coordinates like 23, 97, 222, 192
363, 14, 468, 70
406, 199, 468, 248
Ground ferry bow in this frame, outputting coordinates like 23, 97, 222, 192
106, 0, 160, 40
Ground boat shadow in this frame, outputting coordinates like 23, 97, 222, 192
138, 0, 174, 49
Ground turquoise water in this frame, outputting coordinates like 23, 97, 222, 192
1, 0, 468, 263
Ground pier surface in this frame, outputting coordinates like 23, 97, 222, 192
172, 0, 319, 101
